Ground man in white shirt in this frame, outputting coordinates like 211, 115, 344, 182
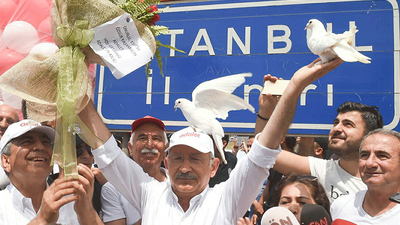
78, 57, 342, 224
0, 119, 101, 224
256, 80, 383, 202
101, 116, 168, 225
331, 129, 400, 224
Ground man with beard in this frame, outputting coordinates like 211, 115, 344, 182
101, 116, 168, 225
256, 83, 383, 202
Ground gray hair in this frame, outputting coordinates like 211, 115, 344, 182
2, 141, 12, 156
360, 128, 400, 161
1, 141, 12, 177
209, 152, 214, 167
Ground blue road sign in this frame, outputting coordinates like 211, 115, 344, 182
94, 0, 400, 134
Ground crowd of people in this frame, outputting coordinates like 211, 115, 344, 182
0, 57, 398, 225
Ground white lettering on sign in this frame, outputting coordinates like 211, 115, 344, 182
301, 84, 335, 106
227, 27, 251, 55
168, 29, 184, 56
166, 21, 372, 57
143, 21, 371, 106
189, 28, 215, 56
268, 25, 292, 54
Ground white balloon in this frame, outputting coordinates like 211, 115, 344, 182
2, 21, 40, 54
30, 42, 58, 57
1, 90, 22, 110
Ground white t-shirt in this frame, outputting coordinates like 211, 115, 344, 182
93, 134, 281, 225
101, 182, 141, 224
309, 157, 367, 203
0, 182, 79, 224
331, 190, 400, 224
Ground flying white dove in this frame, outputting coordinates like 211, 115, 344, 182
305, 19, 371, 64
174, 73, 255, 164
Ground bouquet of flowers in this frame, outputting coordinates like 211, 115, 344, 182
0, 0, 176, 179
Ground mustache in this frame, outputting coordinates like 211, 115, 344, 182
175, 172, 197, 180
331, 133, 345, 139
141, 148, 159, 154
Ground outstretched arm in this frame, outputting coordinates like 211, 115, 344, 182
257, 58, 342, 150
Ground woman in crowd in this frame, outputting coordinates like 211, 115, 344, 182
238, 173, 330, 225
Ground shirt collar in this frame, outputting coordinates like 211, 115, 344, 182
7, 181, 49, 214
169, 184, 210, 206
7, 183, 32, 213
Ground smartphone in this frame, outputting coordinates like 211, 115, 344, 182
262, 80, 290, 95
389, 193, 400, 204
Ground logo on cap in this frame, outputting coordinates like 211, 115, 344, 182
20, 121, 40, 127
179, 132, 200, 138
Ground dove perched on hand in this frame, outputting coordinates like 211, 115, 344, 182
174, 73, 255, 164
305, 19, 371, 64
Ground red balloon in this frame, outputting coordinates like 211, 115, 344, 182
0, 0, 18, 28
38, 17, 53, 43
0, 48, 24, 75
11, 0, 51, 28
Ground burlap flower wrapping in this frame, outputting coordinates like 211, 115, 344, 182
0, 0, 156, 179
0, 0, 156, 122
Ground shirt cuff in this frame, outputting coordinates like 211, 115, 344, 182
92, 136, 121, 169
247, 133, 282, 168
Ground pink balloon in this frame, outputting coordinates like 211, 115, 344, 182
10, 0, 50, 28
0, 0, 18, 28
38, 17, 53, 43
0, 48, 24, 75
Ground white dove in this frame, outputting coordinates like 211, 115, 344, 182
174, 73, 255, 164
305, 19, 371, 64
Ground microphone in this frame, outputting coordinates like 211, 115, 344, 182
261, 206, 300, 225
300, 204, 331, 225
331, 219, 356, 225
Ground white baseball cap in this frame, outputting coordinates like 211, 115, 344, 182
165, 127, 214, 157
0, 119, 57, 154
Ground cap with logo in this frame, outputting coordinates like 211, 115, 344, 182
165, 127, 214, 157
0, 119, 57, 153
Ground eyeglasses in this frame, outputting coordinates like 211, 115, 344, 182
76, 145, 92, 158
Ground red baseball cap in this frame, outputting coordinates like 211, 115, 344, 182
131, 116, 166, 134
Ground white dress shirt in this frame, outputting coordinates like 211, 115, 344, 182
93, 133, 281, 225
0, 182, 79, 224
101, 168, 168, 224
